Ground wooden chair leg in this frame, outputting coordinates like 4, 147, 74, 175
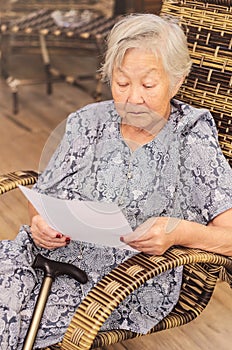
40, 34, 53, 96
13, 90, 19, 114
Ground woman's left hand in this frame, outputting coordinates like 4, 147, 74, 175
121, 209, 232, 256
121, 216, 182, 255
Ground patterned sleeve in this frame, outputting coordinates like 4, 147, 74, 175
179, 110, 232, 223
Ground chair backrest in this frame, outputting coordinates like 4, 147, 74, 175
161, 0, 232, 166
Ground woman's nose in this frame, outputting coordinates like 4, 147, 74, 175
127, 86, 144, 104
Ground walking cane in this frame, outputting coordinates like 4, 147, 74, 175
22, 253, 88, 350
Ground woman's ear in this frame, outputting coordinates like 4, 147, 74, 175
171, 76, 186, 98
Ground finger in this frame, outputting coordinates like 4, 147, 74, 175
121, 230, 153, 245
39, 229, 64, 242
128, 239, 152, 250
37, 223, 62, 240
127, 241, 164, 256
121, 217, 157, 243
31, 215, 71, 249
35, 237, 69, 250
31, 216, 63, 242
32, 229, 70, 248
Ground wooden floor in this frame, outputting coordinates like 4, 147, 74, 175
1, 49, 232, 349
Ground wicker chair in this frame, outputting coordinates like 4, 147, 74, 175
1, 0, 232, 349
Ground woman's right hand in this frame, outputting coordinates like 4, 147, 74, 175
30, 214, 71, 250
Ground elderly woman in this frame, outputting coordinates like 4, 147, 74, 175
1, 13, 232, 349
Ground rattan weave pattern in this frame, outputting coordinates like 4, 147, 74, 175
0, 170, 38, 194
161, 0, 232, 164
90, 261, 230, 349
59, 248, 232, 350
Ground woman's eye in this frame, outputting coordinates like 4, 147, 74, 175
143, 84, 155, 89
117, 82, 129, 87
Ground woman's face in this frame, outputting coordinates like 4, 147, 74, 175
111, 48, 180, 131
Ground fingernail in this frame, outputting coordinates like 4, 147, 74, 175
120, 236, 124, 242
56, 234, 62, 238
65, 237, 71, 245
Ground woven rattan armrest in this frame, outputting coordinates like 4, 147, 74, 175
0, 170, 39, 194
59, 247, 232, 350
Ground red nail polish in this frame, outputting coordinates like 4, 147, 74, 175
65, 237, 71, 244
56, 234, 61, 238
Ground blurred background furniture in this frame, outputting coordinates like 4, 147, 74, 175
0, 0, 162, 114
0, 0, 115, 114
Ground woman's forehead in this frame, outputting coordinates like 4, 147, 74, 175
113, 49, 164, 77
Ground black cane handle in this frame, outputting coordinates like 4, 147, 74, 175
32, 253, 88, 284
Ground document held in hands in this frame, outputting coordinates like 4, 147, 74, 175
19, 185, 134, 251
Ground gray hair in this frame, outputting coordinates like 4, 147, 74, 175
100, 13, 192, 88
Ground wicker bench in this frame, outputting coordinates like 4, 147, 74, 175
0, 0, 116, 114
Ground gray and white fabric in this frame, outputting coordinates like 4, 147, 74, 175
0, 99, 232, 349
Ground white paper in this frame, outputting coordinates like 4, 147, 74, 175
18, 185, 135, 251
